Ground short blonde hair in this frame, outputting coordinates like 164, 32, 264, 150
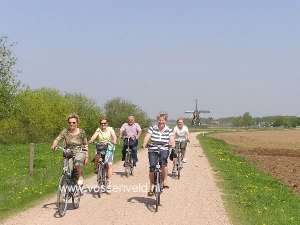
67, 114, 80, 123
157, 111, 168, 120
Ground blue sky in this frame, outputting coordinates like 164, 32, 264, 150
1, 0, 299, 120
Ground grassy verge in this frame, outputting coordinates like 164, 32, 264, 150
198, 133, 300, 225
0, 135, 145, 222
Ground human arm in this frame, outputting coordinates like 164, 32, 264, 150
110, 128, 117, 145
50, 130, 64, 151
185, 126, 190, 142
169, 134, 176, 149
142, 133, 151, 148
136, 129, 142, 140
88, 130, 99, 144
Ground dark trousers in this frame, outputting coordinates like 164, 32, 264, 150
122, 139, 138, 163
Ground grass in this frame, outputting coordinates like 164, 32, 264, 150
0, 135, 145, 223
199, 133, 300, 224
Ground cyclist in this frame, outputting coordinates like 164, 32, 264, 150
51, 114, 89, 186
119, 116, 142, 167
142, 111, 175, 197
172, 118, 190, 174
88, 117, 117, 190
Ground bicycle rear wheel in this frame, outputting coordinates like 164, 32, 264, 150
57, 175, 68, 217
72, 184, 82, 208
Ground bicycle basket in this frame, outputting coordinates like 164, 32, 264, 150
124, 137, 134, 146
63, 150, 74, 159
96, 143, 108, 154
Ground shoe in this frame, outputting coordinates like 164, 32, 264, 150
107, 184, 112, 191
163, 182, 169, 189
133, 162, 136, 167
147, 190, 154, 197
172, 168, 177, 174
182, 157, 187, 163
94, 168, 98, 174
77, 179, 84, 186
123, 162, 125, 167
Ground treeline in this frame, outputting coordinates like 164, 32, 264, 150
202, 112, 300, 128
0, 36, 151, 144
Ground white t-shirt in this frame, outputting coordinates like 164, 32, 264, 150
173, 125, 189, 141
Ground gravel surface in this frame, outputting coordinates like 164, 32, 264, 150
3, 132, 231, 225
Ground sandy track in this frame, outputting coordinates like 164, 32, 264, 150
3, 132, 231, 225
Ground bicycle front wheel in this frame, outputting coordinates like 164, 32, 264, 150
124, 153, 130, 177
155, 171, 161, 212
177, 152, 182, 180
129, 153, 134, 176
72, 184, 82, 208
57, 175, 68, 217
97, 164, 103, 198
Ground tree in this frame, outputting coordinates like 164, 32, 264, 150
242, 112, 253, 127
0, 36, 24, 120
104, 97, 151, 129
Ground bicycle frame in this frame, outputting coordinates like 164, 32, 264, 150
124, 137, 134, 177
92, 142, 114, 197
148, 143, 170, 212
55, 146, 84, 217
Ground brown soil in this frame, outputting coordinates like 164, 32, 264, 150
2, 132, 231, 225
209, 130, 300, 196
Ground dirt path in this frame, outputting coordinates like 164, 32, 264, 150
3, 132, 231, 225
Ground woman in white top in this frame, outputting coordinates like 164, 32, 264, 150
172, 118, 190, 173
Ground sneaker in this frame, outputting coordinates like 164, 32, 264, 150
172, 168, 177, 174
77, 179, 84, 186
147, 190, 154, 197
182, 157, 187, 163
94, 168, 98, 174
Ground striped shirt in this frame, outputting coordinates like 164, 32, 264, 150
147, 124, 173, 152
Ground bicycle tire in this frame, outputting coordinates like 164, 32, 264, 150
124, 152, 130, 177
102, 165, 108, 191
57, 175, 68, 217
72, 184, 82, 208
177, 151, 182, 180
155, 171, 161, 212
129, 154, 134, 176
97, 163, 103, 198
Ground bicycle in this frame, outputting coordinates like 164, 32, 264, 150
123, 136, 134, 177
174, 139, 189, 180
148, 143, 170, 212
54, 146, 85, 217
92, 141, 113, 198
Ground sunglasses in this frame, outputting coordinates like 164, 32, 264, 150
100, 123, 107, 125
68, 122, 76, 124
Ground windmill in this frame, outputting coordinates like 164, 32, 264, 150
185, 99, 210, 125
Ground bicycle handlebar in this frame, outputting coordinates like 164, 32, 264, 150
54, 146, 87, 152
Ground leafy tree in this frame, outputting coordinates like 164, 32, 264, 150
0, 36, 24, 119
64, 92, 103, 135
104, 97, 151, 129
273, 116, 286, 127
242, 112, 253, 127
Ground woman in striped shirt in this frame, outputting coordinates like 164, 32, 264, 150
142, 111, 175, 197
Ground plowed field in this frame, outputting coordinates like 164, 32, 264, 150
210, 130, 300, 196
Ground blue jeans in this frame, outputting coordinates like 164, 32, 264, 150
148, 150, 169, 172
122, 139, 138, 163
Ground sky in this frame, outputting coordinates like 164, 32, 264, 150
1, 0, 299, 120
